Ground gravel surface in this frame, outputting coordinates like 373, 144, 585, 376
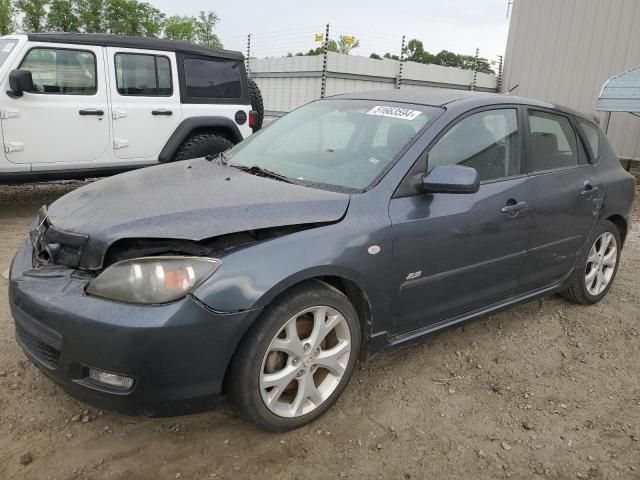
0, 181, 638, 480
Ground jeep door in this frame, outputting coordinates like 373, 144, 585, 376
0, 43, 109, 167
389, 106, 533, 334
107, 47, 181, 161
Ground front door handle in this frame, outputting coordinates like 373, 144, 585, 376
79, 108, 104, 116
580, 184, 599, 197
501, 200, 528, 214
152, 109, 173, 116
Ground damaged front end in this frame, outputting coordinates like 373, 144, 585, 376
30, 205, 332, 274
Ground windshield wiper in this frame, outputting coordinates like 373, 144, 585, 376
229, 164, 295, 184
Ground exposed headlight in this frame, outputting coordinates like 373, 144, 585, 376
86, 256, 221, 304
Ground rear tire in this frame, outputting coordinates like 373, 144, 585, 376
227, 281, 360, 431
560, 220, 621, 305
173, 133, 233, 162
247, 78, 264, 132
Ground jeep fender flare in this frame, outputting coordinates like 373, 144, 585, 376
158, 117, 243, 163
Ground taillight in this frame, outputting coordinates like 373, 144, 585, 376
249, 110, 256, 127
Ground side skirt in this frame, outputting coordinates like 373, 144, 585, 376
382, 277, 569, 351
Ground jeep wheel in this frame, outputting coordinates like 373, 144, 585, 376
247, 78, 264, 132
173, 133, 234, 162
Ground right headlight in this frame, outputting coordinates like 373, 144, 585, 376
86, 256, 221, 304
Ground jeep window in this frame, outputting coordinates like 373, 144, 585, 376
0, 39, 16, 68
225, 100, 443, 192
20, 48, 97, 95
183, 58, 242, 98
115, 53, 172, 96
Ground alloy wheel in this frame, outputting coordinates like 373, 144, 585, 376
259, 306, 352, 418
585, 231, 617, 296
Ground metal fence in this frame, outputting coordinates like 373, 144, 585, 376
224, 24, 502, 117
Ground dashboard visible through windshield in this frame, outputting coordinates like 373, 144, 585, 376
225, 99, 443, 192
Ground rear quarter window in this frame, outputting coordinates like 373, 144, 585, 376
183, 58, 242, 99
577, 118, 601, 161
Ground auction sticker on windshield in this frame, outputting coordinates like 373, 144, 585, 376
366, 105, 422, 120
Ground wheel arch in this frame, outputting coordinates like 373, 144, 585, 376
220, 271, 373, 395
158, 117, 243, 163
605, 214, 628, 245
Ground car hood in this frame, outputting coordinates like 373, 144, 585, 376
44, 159, 350, 269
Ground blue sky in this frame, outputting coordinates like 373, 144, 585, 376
152, 0, 512, 62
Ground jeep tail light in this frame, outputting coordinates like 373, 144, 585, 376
249, 110, 256, 127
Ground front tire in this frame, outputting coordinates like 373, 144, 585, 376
228, 281, 360, 431
560, 220, 622, 305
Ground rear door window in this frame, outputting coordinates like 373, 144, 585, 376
528, 110, 579, 172
115, 53, 172, 96
183, 58, 242, 99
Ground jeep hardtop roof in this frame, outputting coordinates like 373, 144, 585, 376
26, 33, 244, 61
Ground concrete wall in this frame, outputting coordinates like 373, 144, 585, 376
249, 52, 497, 116
503, 0, 640, 161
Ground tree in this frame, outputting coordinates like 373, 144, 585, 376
137, 2, 163, 38
306, 40, 337, 56
383, 52, 399, 60
15, 0, 49, 32
369, 53, 382, 60
76, 0, 105, 32
0, 0, 14, 35
336, 35, 359, 55
47, 0, 79, 32
163, 15, 197, 42
195, 11, 222, 48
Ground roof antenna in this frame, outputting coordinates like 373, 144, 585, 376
507, 83, 519, 95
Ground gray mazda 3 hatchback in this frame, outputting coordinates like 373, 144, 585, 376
9, 89, 635, 430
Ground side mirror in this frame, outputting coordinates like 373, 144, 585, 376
422, 165, 480, 194
8, 69, 34, 97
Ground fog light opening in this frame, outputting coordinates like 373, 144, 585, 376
87, 368, 134, 390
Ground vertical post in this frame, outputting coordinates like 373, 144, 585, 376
496, 55, 504, 93
320, 23, 330, 98
603, 111, 612, 135
246, 34, 252, 77
396, 35, 406, 89
471, 48, 479, 91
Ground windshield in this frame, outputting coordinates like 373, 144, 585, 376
0, 39, 17, 68
225, 99, 443, 192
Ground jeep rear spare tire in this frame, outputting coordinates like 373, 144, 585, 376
247, 78, 264, 132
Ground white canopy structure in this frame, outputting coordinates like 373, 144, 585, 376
596, 66, 640, 136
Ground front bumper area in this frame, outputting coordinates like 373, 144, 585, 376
9, 240, 261, 416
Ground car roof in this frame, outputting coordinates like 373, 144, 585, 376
26, 33, 244, 61
330, 87, 595, 122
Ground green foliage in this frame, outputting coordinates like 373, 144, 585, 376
46, 0, 79, 32
0, 0, 14, 35
15, 0, 49, 32
75, 0, 105, 32
369, 53, 382, 60
6, 1, 222, 49
336, 35, 359, 55
164, 15, 197, 42
369, 38, 496, 74
195, 11, 222, 49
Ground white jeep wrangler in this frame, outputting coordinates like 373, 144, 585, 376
0, 33, 263, 182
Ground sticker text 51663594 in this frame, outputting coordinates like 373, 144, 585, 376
366, 105, 422, 121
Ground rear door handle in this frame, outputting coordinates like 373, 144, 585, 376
580, 185, 599, 197
501, 200, 528, 214
152, 109, 173, 116
79, 108, 104, 116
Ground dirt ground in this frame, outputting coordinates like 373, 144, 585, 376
0, 181, 638, 480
